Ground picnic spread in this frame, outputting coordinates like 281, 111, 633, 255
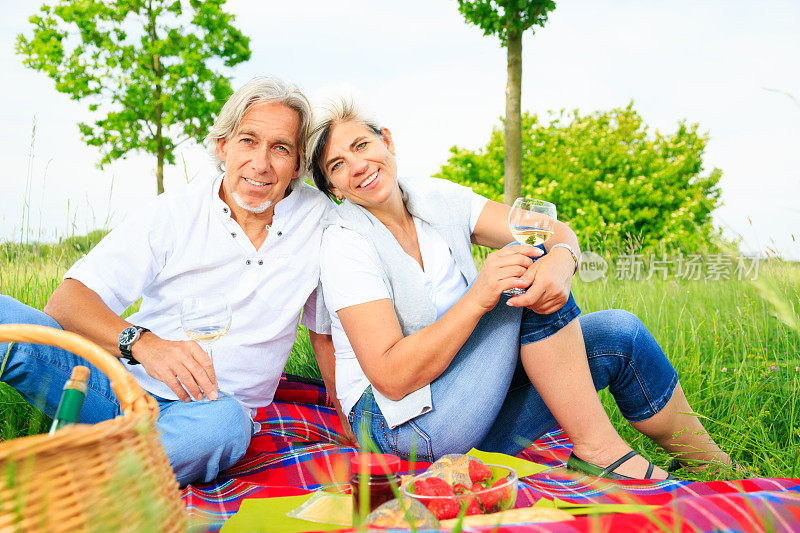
182, 375, 800, 532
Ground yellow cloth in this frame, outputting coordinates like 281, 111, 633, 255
287, 491, 352, 525
220, 494, 347, 533
466, 448, 549, 477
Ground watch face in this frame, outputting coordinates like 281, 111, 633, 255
119, 326, 138, 346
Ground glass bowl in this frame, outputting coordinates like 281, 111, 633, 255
400, 464, 518, 517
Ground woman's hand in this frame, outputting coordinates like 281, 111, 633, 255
507, 247, 575, 313
465, 244, 541, 311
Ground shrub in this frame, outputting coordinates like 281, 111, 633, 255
435, 104, 723, 253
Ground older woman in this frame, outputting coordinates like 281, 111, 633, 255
308, 96, 731, 480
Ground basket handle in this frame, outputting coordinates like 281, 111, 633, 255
0, 324, 159, 421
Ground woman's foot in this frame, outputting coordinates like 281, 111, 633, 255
570, 444, 671, 480
668, 457, 748, 477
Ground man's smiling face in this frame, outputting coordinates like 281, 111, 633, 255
216, 102, 300, 216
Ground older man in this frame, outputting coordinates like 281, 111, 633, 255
0, 77, 348, 485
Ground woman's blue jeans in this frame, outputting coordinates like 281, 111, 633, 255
348, 297, 679, 462
0, 295, 252, 486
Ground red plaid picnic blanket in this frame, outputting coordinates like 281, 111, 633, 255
182, 375, 800, 532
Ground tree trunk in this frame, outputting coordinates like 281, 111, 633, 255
504, 30, 523, 206
148, 1, 165, 195
156, 133, 164, 195
155, 74, 164, 195
154, 78, 164, 194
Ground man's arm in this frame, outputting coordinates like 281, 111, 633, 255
308, 330, 357, 447
45, 279, 218, 402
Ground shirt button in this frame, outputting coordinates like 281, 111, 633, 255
231, 232, 237, 238
245, 259, 251, 265
257, 260, 264, 266
223, 207, 229, 214
277, 231, 283, 236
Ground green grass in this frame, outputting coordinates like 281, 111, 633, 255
2, 237, 799, 483
573, 261, 800, 480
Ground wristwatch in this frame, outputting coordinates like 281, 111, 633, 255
118, 325, 150, 365
550, 243, 580, 273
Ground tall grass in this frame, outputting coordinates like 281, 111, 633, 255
574, 261, 800, 480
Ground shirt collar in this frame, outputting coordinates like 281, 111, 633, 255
273, 179, 301, 220
212, 174, 232, 218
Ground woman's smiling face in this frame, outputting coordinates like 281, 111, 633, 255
321, 120, 398, 208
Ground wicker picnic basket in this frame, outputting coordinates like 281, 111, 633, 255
0, 324, 186, 532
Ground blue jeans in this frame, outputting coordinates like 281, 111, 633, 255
0, 295, 252, 485
348, 297, 679, 461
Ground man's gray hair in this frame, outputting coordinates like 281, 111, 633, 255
306, 94, 382, 198
206, 76, 311, 173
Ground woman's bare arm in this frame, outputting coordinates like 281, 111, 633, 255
336, 244, 536, 400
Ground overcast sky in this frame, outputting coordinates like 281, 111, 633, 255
1, 0, 798, 259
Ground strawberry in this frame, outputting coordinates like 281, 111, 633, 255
470, 482, 486, 493
476, 485, 502, 513
427, 497, 460, 520
464, 498, 482, 516
425, 476, 455, 496
453, 483, 471, 495
413, 478, 436, 497
468, 460, 491, 483
475, 477, 512, 512
491, 476, 512, 500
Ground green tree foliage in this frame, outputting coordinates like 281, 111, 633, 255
457, 0, 556, 205
16, 0, 251, 194
435, 104, 723, 252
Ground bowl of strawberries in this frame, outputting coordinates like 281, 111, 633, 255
400, 457, 518, 521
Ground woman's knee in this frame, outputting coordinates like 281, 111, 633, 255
581, 310, 679, 421
580, 309, 647, 355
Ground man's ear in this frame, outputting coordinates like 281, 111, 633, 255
380, 127, 396, 155
216, 137, 228, 162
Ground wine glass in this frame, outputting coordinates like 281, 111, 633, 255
505, 198, 557, 295
180, 295, 232, 399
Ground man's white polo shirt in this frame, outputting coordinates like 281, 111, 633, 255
64, 176, 332, 415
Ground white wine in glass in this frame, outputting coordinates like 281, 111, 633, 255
505, 198, 557, 295
181, 295, 232, 399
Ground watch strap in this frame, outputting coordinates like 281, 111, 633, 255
119, 326, 150, 365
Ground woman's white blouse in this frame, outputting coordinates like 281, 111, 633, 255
320, 193, 488, 416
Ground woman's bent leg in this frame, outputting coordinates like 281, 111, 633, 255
517, 309, 671, 478
584, 311, 731, 470
349, 296, 523, 461
482, 309, 727, 476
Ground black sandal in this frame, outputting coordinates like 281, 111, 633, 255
567, 451, 677, 480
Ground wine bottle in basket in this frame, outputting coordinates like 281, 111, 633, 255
48, 365, 90, 435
